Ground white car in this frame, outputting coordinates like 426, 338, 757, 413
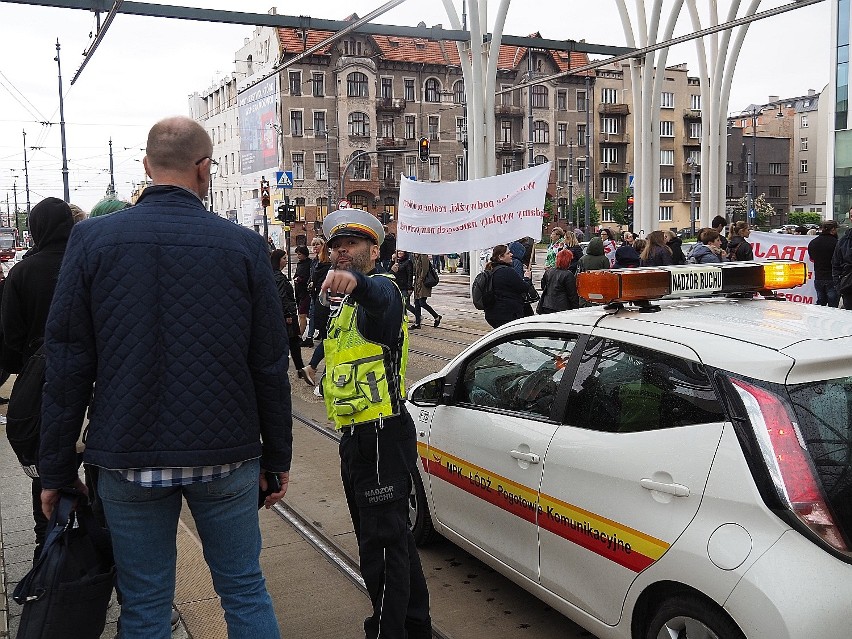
407, 261, 852, 639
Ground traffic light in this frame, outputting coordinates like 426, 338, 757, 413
287, 204, 296, 224
260, 178, 270, 208
418, 137, 429, 162
626, 196, 634, 230
277, 203, 287, 223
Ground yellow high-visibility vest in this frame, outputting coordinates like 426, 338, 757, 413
322, 274, 408, 429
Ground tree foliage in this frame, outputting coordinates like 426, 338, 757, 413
788, 211, 822, 226
732, 192, 773, 228
610, 188, 631, 227
570, 195, 600, 229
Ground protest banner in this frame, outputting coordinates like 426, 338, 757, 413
749, 231, 816, 304
396, 163, 551, 253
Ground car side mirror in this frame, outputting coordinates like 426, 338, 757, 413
410, 377, 445, 407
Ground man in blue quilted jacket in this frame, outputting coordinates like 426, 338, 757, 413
39, 116, 292, 639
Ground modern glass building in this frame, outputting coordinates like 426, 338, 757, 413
831, 0, 851, 221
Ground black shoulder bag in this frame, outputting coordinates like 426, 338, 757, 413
13, 490, 116, 639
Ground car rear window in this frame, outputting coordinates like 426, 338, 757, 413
787, 378, 852, 542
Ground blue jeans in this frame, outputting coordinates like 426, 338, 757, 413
98, 459, 280, 639
815, 279, 839, 307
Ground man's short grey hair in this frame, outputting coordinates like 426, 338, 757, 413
145, 117, 212, 172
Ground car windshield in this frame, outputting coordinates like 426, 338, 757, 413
787, 377, 852, 542
0, 238, 14, 249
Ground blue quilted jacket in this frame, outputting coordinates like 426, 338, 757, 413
39, 186, 293, 489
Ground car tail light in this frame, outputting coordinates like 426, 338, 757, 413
730, 378, 849, 552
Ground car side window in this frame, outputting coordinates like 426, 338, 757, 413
566, 337, 725, 432
458, 334, 577, 420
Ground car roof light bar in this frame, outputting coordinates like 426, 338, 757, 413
576, 261, 807, 305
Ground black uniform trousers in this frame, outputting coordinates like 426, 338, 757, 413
340, 411, 432, 639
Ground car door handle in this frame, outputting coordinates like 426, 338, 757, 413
640, 478, 690, 497
510, 450, 540, 464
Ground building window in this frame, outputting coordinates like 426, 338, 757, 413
602, 176, 619, 195
800, 181, 808, 196
689, 122, 702, 138
660, 91, 674, 108
352, 151, 370, 180
501, 120, 512, 143
453, 80, 465, 104
295, 197, 306, 222
602, 117, 619, 134
660, 149, 674, 165
404, 115, 416, 139
602, 147, 618, 164
578, 124, 586, 147
348, 112, 370, 137
347, 72, 369, 97
349, 194, 368, 210
602, 207, 614, 222
576, 90, 587, 112
429, 156, 440, 181
659, 205, 673, 222
558, 159, 568, 183
405, 155, 416, 177
768, 186, 782, 198
404, 79, 415, 101
316, 197, 328, 221
425, 78, 441, 103
289, 71, 301, 96
292, 153, 304, 180
532, 85, 548, 108
501, 84, 513, 106
768, 163, 784, 175
312, 72, 324, 97
801, 115, 809, 128
534, 154, 548, 166
726, 184, 734, 198
577, 160, 586, 183
315, 153, 327, 181
557, 90, 567, 111
660, 121, 674, 137
381, 156, 395, 180
693, 176, 701, 194
690, 94, 701, 111
557, 123, 567, 146
380, 117, 394, 138
688, 150, 701, 165
381, 77, 393, 99
601, 88, 618, 104
456, 117, 466, 142
290, 110, 303, 137
660, 178, 674, 193
384, 197, 397, 220
532, 120, 549, 143
502, 157, 514, 174
801, 159, 808, 173
456, 156, 466, 181
801, 137, 808, 150
428, 115, 440, 141
313, 111, 326, 137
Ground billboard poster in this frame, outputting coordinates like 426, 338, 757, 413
238, 75, 279, 175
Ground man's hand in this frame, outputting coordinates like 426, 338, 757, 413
321, 270, 358, 297
41, 477, 88, 519
259, 471, 290, 509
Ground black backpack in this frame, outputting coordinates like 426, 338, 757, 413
472, 270, 495, 310
6, 342, 46, 476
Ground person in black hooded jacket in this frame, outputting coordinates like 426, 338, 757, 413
484, 244, 532, 329
0, 196, 74, 563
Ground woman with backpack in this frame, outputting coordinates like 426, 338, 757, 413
412, 253, 442, 329
728, 221, 754, 261
484, 245, 532, 329
390, 250, 417, 322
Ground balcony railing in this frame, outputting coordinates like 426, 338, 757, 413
494, 104, 524, 117
376, 137, 407, 150
495, 141, 525, 153
599, 131, 629, 144
600, 161, 627, 173
598, 103, 630, 116
683, 109, 702, 120
381, 177, 400, 189
376, 97, 406, 112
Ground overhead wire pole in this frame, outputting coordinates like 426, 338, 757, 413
22, 130, 31, 215
54, 39, 70, 203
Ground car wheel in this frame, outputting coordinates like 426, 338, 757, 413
408, 469, 437, 546
646, 595, 745, 639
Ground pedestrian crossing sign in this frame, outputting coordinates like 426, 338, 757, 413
275, 171, 293, 189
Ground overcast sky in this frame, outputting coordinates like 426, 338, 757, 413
0, 0, 831, 212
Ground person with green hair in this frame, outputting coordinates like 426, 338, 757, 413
89, 197, 130, 218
